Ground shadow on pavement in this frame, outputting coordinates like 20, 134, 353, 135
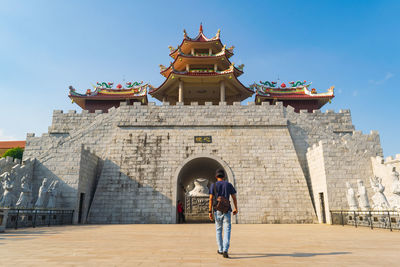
229, 251, 351, 259
1, 230, 58, 236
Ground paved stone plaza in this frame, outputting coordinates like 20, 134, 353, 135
0, 224, 398, 266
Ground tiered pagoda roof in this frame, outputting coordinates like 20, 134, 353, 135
69, 82, 152, 113
251, 81, 335, 112
150, 24, 253, 105
67, 25, 336, 112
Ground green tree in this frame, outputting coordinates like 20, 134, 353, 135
1, 147, 24, 160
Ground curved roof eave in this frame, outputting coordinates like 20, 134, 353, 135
255, 94, 335, 99
160, 53, 243, 78
169, 44, 233, 59
151, 70, 253, 96
69, 94, 147, 100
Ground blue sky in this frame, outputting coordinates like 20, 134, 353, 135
0, 0, 399, 157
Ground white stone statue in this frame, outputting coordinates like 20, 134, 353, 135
345, 182, 358, 210
185, 184, 193, 194
0, 167, 3, 195
35, 178, 49, 208
188, 178, 209, 197
357, 179, 370, 210
370, 176, 390, 210
388, 168, 400, 210
16, 176, 33, 208
0, 172, 15, 207
46, 181, 59, 209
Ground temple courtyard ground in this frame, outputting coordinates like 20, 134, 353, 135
0, 224, 398, 266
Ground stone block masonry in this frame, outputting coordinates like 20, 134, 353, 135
21, 101, 385, 224
307, 131, 382, 223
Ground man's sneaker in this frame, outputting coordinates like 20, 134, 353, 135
217, 251, 223, 255
223, 252, 229, 258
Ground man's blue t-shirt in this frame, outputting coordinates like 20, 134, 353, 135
209, 180, 237, 211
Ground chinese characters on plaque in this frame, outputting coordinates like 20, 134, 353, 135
194, 136, 212, 143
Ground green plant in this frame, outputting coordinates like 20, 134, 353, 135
1, 147, 24, 160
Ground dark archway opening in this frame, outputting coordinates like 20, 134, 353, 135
177, 157, 225, 223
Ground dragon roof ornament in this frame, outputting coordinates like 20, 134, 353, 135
69, 81, 150, 97
96, 82, 113, 89
258, 80, 311, 89
252, 80, 334, 97
236, 64, 244, 71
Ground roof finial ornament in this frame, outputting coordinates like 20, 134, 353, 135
183, 29, 188, 39
199, 23, 203, 33
168, 45, 176, 52
216, 29, 220, 39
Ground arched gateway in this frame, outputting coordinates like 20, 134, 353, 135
172, 155, 234, 223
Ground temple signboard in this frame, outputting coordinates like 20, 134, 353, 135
194, 136, 212, 143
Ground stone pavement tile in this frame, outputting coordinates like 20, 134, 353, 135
0, 224, 399, 266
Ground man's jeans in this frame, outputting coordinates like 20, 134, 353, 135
214, 210, 232, 252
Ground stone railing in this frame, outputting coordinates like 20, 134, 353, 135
0, 208, 74, 231
330, 210, 400, 231
0, 209, 7, 232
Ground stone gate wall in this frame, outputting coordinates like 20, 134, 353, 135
22, 101, 382, 224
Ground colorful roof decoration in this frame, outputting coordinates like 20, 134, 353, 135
150, 24, 253, 104
183, 23, 220, 42
69, 81, 150, 97
69, 81, 152, 111
251, 80, 335, 112
66, 25, 335, 111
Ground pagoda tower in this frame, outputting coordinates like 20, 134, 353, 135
149, 24, 253, 105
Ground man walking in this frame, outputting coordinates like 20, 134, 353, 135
209, 169, 238, 258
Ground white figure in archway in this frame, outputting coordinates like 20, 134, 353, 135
188, 178, 209, 197
357, 179, 370, 211
345, 182, 358, 210
35, 178, 49, 208
388, 168, 400, 210
16, 176, 33, 208
47, 181, 59, 209
369, 176, 390, 210
0, 172, 15, 207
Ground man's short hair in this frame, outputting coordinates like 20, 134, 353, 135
215, 168, 225, 178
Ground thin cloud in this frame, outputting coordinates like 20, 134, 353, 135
0, 129, 16, 141
353, 90, 358, 97
369, 72, 394, 85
